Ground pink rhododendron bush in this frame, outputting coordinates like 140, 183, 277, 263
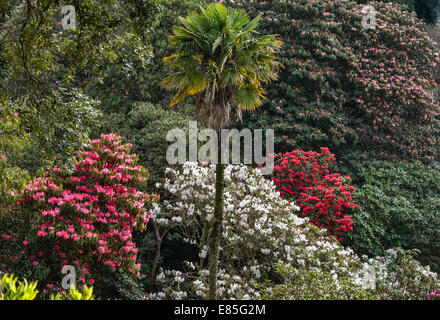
0, 134, 158, 295
149, 162, 439, 300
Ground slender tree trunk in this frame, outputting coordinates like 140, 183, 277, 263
207, 135, 225, 300
149, 218, 168, 280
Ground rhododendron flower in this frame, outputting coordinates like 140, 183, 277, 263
3, 133, 158, 291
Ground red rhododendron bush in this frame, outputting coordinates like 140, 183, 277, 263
0, 133, 158, 294
272, 147, 357, 241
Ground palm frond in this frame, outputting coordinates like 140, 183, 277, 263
162, 3, 282, 115
234, 84, 266, 111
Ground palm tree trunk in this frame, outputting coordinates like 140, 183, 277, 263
207, 139, 225, 300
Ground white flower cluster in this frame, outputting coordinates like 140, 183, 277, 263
357, 248, 440, 299
150, 162, 440, 300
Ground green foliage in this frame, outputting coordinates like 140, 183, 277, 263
228, 0, 440, 164
366, 247, 440, 300
93, 102, 200, 188
360, 0, 440, 25
97, 269, 146, 300
0, 153, 30, 213
0, 273, 38, 300
82, 0, 206, 115
0, 273, 95, 300
258, 263, 377, 300
0, 0, 160, 168
50, 285, 95, 300
415, 0, 440, 24
344, 161, 440, 272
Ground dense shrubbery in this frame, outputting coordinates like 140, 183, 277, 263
272, 148, 357, 241
344, 161, 440, 272
259, 262, 376, 300
0, 134, 158, 296
0, 273, 38, 300
228, 0, 440, 164
150, 162, 367, 299
0, 273, 95, 300
1, 0, 439, 302
148, 162, 439, 300
364, 248, 439, 300
0, 154, 29, 214
93, 102, 199, 188
355, 0, 440, 25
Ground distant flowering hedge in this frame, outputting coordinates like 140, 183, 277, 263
272, 147, 357, 241
1, 134, 158, 294
228, 0, 440, 163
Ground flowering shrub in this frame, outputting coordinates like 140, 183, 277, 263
0, 273, 38, 300
426, 289, 440, 300
148, 163, 439, 300
271, 148, 357, 241
0, 133, 158, 294
150, 162, 368, 299
228, 0, 440, 163
258, 263, 376, 300
364, 248, 439, 300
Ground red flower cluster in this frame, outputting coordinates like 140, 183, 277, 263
8, 133, 158, 290
271, 147, 357, 241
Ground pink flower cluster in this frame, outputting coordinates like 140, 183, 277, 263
11, 133, 159, 290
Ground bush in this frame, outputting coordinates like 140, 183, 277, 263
0, 273, 38, 300
259, 263, 376, 300
364, 248, 439, 300
344, 161, 440, 272
0, 134, 158, 296
426, 289, 440, 300
150, 163, 377, 299
271, 147, 358, 241
0, 272, 95, 300
228, 0, 440, 163
148, 163, 439, 300
93, 102, 200, 188
0, 154, 29, 214
0, 154, 30, 274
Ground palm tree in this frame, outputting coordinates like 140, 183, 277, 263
162, 2, 283, 300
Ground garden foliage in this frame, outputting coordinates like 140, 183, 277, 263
228, 0, 440, 163
0, 134, 158, 295
272, 148, 357, 241
345, 161, 440, 272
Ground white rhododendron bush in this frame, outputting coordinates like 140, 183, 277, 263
149, 162, 440, 300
